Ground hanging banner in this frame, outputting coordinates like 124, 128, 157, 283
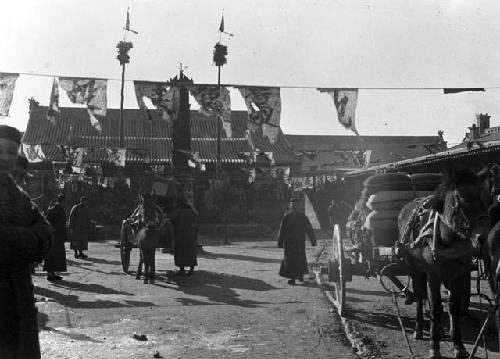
59, 78, 107, 131
134, 81, 178, 121
106, 148, 126, 167
0, 73, 18, 116
22, 144, 46, 163
47, 77, 60, 125
189, 85, 232, 137
71, 147, 87, 167
237, 86, 281, 144
443, 88, 484, 94
318, 88, 359, 135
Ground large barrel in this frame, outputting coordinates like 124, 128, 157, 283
363, 210, 400, 247
366, 191, 416, 211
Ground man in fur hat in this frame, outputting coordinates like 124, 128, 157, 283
0, 125, 52, 359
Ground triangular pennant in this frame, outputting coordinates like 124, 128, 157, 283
318, 88, 359, 135
189, 85, 232, 137
47, 77, 60, 125
134, 81, 178, 121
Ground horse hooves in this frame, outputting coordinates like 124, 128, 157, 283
413, 331, 424, 340
429, 348, 441, 358
454, 348, 468, 359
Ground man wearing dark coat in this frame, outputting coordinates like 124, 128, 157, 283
169, 196, 198, 275
278, 198, 317, 285
0, 125, 52, 359
69, 196, 91, 259
44, 194, 68, 280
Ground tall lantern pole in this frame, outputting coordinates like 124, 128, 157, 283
116, 8, 136, 148
213, 14, 229, 180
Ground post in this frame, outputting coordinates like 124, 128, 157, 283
116, 41, 133, 147
119, 63, 126, 148
216, 65, 221, 179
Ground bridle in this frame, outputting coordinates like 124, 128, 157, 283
437, 192, 489, 241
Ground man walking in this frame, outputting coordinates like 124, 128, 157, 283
0, 125, 52, 359
169, 196, 198, 275
69, 196, 91, 259
44, 194, 68, 280
278, 198, 317, 285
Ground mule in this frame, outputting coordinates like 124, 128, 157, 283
398, 169, 490, 358
135, 195, 175, 284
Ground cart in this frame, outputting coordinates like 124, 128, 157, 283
119, 174, 179, 273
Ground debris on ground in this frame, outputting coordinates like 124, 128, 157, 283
133, 333, 148, 341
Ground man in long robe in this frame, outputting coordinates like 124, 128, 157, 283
0, 125, 52, 359
69, 196, 91, 259
44, 194, 68, 280
277, 198, 317, 285
169, 196, 198, 275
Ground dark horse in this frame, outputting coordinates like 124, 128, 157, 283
135, 194, 175, 284
483, 219, 500, 349
398, 169, 490, 358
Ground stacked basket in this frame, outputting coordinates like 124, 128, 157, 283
361, 172, 443, 247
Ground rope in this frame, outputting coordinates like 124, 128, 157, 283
392, 292, 416, 359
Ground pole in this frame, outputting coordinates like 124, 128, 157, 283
216, 65, 221, 179
119, 62, 126, 148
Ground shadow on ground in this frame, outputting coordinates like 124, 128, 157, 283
153, 270, 298, 308
198, 250, 281, 264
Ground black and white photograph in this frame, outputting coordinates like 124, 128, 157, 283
2, 1, 500, 358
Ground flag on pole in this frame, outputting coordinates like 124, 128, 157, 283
124, 7, 138, 34
219, 15, 224, 32
189, 85, 232, 137
318, 88, 359, 135
0, 73, 18, 116
237, 86, 281, 144
47, 77, 60, 125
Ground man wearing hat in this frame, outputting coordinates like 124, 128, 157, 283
44, 194, 68, 280
0, 125, 53, 358
69, 196, 92, 259
277, 198, 317, 285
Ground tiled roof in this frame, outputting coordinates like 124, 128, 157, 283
286, 134, 446, 174
285, 134, 443, 151
23, 106, 299, 166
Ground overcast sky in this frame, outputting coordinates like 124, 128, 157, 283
2, 0, 500, 145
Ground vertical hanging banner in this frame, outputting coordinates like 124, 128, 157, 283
59, 78, 107, 131
237, 86, 281, 144
47, 77, 60, 125
71, 147, 87, 167
0, 73, 19, 116
22, 144, 46, 163
106, 148, 126, 167
318, 88, 359, 135
188, 85, 232, 137
133, 81, 178, 121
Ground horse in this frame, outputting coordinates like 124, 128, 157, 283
135, 194, 175, 284
397, 169, 490, 359
483, 216, 500, 349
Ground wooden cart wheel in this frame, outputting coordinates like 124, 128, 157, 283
120, 221, 134, 273
332, 224, 346, 316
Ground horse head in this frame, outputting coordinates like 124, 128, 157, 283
141, 194, 158, 229
431, 168, 490, 252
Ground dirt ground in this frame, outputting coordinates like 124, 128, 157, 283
35, 235, 357, 359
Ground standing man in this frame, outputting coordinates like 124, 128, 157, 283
278, 198, 317, 285
44, 194, 68, 280
69, 196, 91, 259
169, 195, 198, 275
0, 125, 52, 359
327, 199, 338, 230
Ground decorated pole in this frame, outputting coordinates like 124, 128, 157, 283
116, 8, 136, 148
213, 15, 228, 179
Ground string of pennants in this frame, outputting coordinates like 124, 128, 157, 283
0, 72, 488, 145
